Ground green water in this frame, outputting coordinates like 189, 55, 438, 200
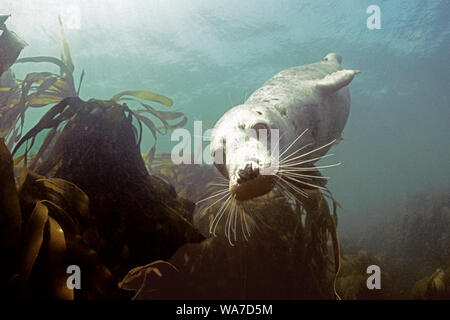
4, 0, 450, 235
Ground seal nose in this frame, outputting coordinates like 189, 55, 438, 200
237, 163, 259, 184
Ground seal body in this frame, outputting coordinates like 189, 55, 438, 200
210, 53, 359, 201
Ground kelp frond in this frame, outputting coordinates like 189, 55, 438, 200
1, 18, 75, 148
3, 17, 186, 166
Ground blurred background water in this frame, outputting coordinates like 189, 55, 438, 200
4, 0, 450, 235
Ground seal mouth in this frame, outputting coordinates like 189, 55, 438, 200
231, 174, 276, 201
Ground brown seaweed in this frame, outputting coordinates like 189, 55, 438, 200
0, 15, 27, 77
412, 265, 450, 299
0, 138, 22, 293
0, 17, 203, 300
122, 161, 342, 299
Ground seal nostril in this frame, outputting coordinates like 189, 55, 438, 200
238, 163, 260, 183
238, 169, 247, 180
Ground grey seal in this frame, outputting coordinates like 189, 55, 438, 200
209, 53, 359, 201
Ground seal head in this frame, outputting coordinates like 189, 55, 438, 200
211, 105, 280, 201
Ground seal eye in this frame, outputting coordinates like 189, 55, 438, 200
251, 123, 270, 141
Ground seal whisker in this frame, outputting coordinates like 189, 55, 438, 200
280, 153, 334, 166
225, 198, 235, 246
275, 182, 294, 200
221, 195, 238, 244
272, 130, 288, 154
241, 205, 251, 239
283, 139, 337, 164
278, 128, 309, 159
276, 182, 295, 203
218, 177, 229, 184
232, 200, 238, 242
282, 172, 330, 180
283, 175, 313, 181
224, 203, 231, 241
196, 189, 229, 205
229, 203, 238, 245
210, 195, 232, 236
227, 199, 236, 241
276, 180, 305, 204
280, 142, 313, 164
281, 162, 342, 171
239, 205, 249, 241
208, 182, 229, 187
279, 182, 306, 200
200, 192, 229, 222
283, 175, 328, 191
282, 178, 310, 198
277, 176, 309, 198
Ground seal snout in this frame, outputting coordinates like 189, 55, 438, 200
237, 163, 260, 184
231, 161, 276, 201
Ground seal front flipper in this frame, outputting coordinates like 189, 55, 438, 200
315, 69, 360, 94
